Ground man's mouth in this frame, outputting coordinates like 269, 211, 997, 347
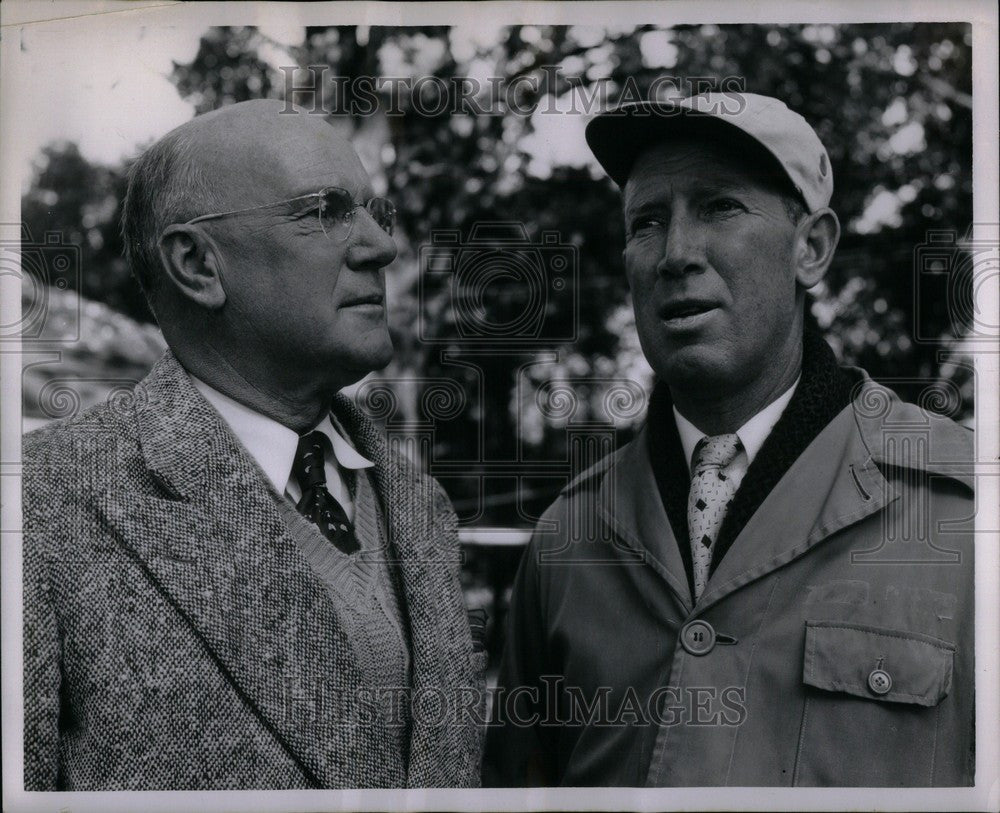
658, 299, 718, 323
341, 293, 384, 308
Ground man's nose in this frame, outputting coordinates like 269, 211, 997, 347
345, 208, 398, 270
656, 212, 705, 278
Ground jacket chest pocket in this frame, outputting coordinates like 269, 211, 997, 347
793, 621, 954, 787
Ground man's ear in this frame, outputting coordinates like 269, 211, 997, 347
158, 225, 227, 309
794, 208, 840, 289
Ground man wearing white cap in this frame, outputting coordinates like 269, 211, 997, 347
486, 93, 974, 786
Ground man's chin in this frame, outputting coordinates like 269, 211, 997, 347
339, 344, 395, 382
651, 345, 731, 390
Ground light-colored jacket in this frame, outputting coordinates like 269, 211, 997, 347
22, 351, 485, 790
490, 377, 974, 786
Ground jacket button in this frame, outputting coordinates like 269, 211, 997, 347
868, 668, 892, 695
680, 619, 716, 656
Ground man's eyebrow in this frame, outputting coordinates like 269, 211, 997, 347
277, 188, 323, 204
624, 175, 756, 211
293, 183, 375, 202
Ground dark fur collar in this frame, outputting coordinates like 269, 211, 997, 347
645, 327, 860, 592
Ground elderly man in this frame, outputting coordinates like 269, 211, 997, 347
486, 93, 975, 787
22, 99, 484, 790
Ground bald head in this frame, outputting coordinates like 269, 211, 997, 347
122, 100, 363, 312
171, 100, 361, 209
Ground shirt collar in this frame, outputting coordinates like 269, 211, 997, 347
188, 373, 373, 495
318, 413, 373, 471
672, 376, 800, 473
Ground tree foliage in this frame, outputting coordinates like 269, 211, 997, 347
22, 23, 976, 523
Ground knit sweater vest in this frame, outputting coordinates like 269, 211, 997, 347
272, 468, 412, 763
646, 327, 860, 597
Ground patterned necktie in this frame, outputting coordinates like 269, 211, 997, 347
292, 430, 360, 555
687, 433, 743, 601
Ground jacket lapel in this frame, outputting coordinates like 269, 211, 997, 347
696, 390, 896, 613
100, 351, 368, 788
598, 427, 694, 615
331, 394, 480, 787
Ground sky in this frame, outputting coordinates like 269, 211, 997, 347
4, 9, 951, 235
7, 11, 611, 191
10, 15, 306, 188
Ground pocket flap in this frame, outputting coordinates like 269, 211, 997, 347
803, 621, 954, 706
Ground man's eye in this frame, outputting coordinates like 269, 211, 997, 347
317, 193, 355, 223
704, 198, 745, 215
629, 217, 665, 234
318, 201, 343, 222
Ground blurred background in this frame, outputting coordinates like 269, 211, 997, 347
17, 22, 977, 667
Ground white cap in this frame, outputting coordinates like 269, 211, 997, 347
585, 92, 833, 212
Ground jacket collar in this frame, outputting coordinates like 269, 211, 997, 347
850, 372, 974, 491
131, 349, 223, 500
699, 374, 974, 610
595, 425, 694, 615
108, 351, 387, 786
188, 373, 374, 495
672, 376, 799, 471
594, 373, 972, 615
109, 350, 477, 787
695, 396, 890, 611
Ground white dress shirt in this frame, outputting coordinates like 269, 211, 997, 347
673, 376, 800, 478
188, 374, 373, 521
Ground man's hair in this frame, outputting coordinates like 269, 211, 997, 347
781, 194, 808, 225
121, 126, 222, 315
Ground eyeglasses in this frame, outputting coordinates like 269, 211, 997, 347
183, 186, 396, 242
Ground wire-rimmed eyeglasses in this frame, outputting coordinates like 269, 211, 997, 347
183, 186, 396, 242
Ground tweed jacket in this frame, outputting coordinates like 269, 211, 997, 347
22, 350, 485, 790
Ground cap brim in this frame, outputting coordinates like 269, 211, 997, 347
585, 101, 780, 189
